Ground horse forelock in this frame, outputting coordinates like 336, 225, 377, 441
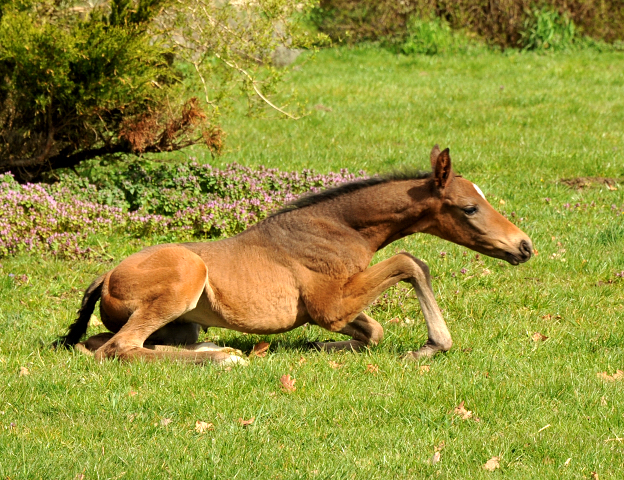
271, 170, 433, 216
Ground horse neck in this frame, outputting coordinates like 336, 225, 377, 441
326, 178, 435, 252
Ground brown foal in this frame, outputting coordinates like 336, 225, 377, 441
58, 146, 533, 364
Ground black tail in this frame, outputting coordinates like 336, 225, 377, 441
55, 273, 106, 348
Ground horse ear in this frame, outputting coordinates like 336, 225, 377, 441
434, 148, 453, 189
430, 144, 441, 170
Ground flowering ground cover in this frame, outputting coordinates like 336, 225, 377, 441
0, 163, 363, 258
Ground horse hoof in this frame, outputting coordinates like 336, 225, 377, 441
401, 347, 438, 361
219, 354, 249, 367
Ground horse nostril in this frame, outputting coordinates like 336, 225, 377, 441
519, 240, 532, 259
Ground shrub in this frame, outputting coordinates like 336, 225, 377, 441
0, 0, 326, 182
311, 0, 624, 49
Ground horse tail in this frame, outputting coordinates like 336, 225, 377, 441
56, 273, 106, 348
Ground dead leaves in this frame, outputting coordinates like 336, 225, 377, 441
160, 418, 172, 427
328, 361, 343, 369
452, 401, 480, 422
597, 370, 624, 382
238, 417, 255, 427
280, 374, 296, 393
195, 420, 214, 433
453, 401, 473, 420
531, 332, 548, 342
251, 342, 270, 358
366, 364, 379, 374
429, 441, 445, 465
482, 456, 500, 471
419, 365, 431, 374
19, 366, 29, 376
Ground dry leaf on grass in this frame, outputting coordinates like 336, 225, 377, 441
129, 390, 138, 397
597, 370, 624, 382
430, 451, 441, 465
251, 342, 270, 358
280, 374, 296, 392
454, 401, 473, 420
388, 317, 401, 324
160, 418, 172, 427
531, 332, 548, 342
601, 396, 607, 406
298, 356, 307, 365
366, 364, 379, 373
238, 417, 255, 427
195, 420, 214, 433
19, 366, 29, 376
482, 456, 500, 471
419, 365, 431, 374
591, 472, 599, 480
328, 361, 343, 369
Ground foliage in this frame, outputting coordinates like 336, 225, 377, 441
0, 162, 363, 258
0, 0, 327, 182
398, 17, 484, 55
520, 7, 578, 51
311, 0, 624, 49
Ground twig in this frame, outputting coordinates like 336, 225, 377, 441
214, 53, 300, 120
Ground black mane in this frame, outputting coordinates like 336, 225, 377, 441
272, 170, 432, 216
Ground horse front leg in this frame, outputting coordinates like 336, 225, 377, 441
309, 252, 452, 359
310, 312, 384, 352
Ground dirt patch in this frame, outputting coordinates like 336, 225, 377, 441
560, 177, 621, 190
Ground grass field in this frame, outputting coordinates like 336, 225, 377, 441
1, 47, 624, 479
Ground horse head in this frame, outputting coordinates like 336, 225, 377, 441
423, 146, 532, 265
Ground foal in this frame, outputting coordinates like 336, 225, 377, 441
59, 146, 532, 363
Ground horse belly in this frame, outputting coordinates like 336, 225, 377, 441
182, 271, 306, 335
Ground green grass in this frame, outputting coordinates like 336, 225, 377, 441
1, 47, 624, 479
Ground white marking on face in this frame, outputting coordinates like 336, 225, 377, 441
472, 183, 486, 200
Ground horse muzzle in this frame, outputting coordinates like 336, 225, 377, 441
505, 239, 533, 265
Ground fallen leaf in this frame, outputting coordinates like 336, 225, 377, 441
563, 457, 572, 467
592, 472, 599, 480
601, 396, 607, 406
499, 199, 505, 205
419, 365, 431, 374
454, 401, 473, 420
251, 341, 270, 358
435, 441, 445, 452
160, 418, 172, 427
129, 390, 138, 397
238, 417, 255, 427
482, 456, 500, 471
280, 374, 296, 392
298, 356, 307, 365
531, 332, 548, 342
195, 420, 214, 433
388, 317, 401, 324
366, 364, 379, 373
19, 366, 29, 376
597, 370, 624, 382
328, 361, 343, 369
430, 451, 441, 465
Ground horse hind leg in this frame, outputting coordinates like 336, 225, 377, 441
310, 313, 383, 352
94, 251, 242, 365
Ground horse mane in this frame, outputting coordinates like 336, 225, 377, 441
272, 170, 433, 216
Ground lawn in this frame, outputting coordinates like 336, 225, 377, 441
1, 47, 623, 479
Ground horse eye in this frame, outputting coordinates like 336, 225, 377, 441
464, 206, 478, 216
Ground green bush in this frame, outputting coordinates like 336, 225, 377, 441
399, 17, 484, 55
520, 7, 577, 51
0, 0, 211, 182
